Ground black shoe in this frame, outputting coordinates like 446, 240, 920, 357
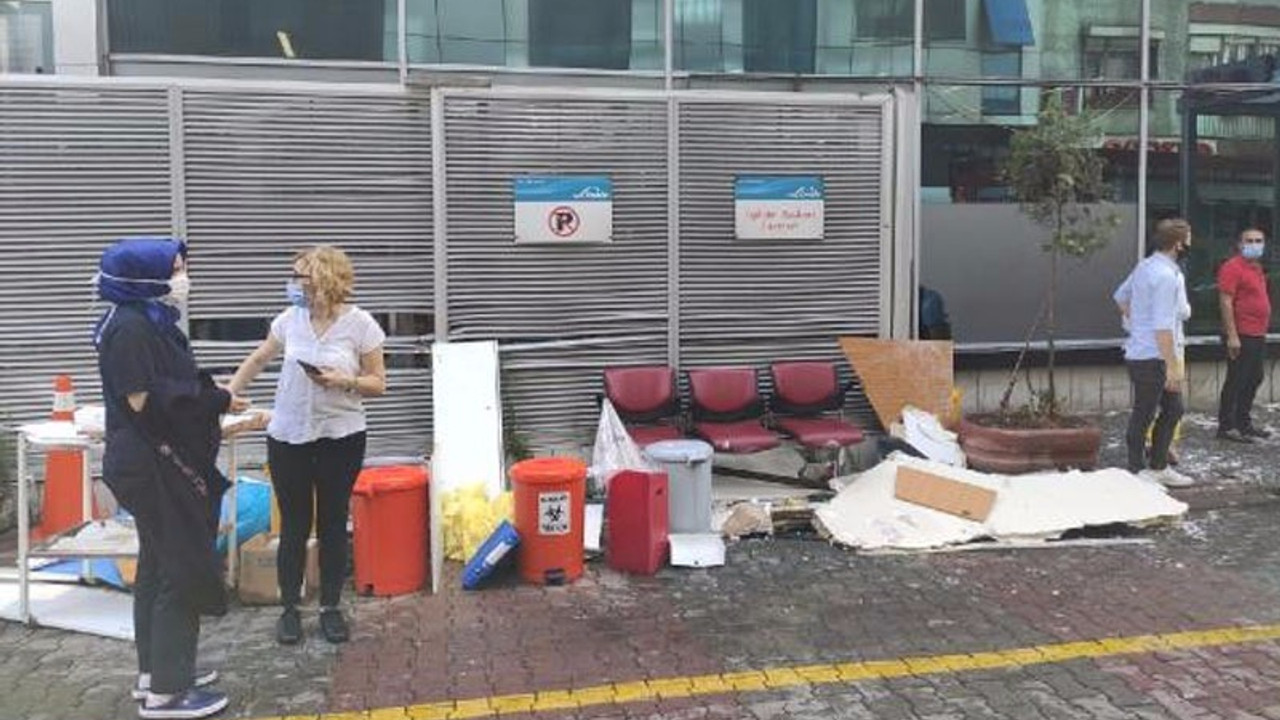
276, 606, 302, 645
1217, 428, 1256, 444
1242, 426, 1272, 440
319, 608, 349, 644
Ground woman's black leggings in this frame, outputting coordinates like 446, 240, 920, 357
266, 432, 366, 607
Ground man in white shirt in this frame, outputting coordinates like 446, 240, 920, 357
1116, 218, 1195, 487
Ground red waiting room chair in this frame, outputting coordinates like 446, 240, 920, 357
602, 366, 684, 447
686, 367, 781, 454
768, 361, 864, 451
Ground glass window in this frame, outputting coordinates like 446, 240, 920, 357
921, 85, 1141, 344
1154, 88, 1280, 335
407, 0, 656, 70
406, 0, 525, 66
0, 1, 53, 74
107, 0, 391, 60
742, 0, 816, 73
926, 0, 1142, 80
980, 52, 1022, 115
855, 0, 911, 39
926, 0, 966, 42
528, 0, 633, 69
676, 0, 724, 71
437, 0, 513, 66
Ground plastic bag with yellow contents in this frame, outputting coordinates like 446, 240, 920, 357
441, 485, 513, 562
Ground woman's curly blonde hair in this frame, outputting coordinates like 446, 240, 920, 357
295, 245, 354, 308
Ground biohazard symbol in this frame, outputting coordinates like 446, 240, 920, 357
543, 504, 564, 526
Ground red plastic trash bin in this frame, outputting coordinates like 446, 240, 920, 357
351, 464, 429, 596
510, 457, 587, 585
606, 470, 669, 575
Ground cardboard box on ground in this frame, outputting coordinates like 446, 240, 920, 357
238, 534, 320, 605
239, 479, 320, 605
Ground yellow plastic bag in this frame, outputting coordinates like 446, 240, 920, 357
441, 485, 513, 562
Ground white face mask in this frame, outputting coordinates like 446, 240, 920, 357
159, 272, 190, 307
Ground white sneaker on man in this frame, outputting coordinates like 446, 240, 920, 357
1154, 467, 1195, 488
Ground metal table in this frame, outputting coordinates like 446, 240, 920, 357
12, 413, 265, 625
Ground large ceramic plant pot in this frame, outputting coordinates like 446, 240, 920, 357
959, 415, 1103, 474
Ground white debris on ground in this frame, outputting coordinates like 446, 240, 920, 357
1179, 515, 1213, 542
1098, 408, 1280, 488
814, 454, 1188, 552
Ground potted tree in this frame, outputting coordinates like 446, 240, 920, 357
959, 92, 1121, 474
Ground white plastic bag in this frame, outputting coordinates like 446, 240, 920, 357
900, 405, 966, 467
589, 399, 658, 495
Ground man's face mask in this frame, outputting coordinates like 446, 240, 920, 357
1242, 235, 1266, 261
1176, 237, 1192, 262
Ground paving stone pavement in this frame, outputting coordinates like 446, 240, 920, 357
5, 498, 1280, 720
4, 407, 1280, 720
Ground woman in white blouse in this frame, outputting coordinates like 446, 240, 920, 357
230, 245, 386, 645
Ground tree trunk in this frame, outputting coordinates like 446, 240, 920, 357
1047, 207, 1061, 417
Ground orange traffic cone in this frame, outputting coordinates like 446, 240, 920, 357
33, 375, 87, 540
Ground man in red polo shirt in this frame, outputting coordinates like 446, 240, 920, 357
1217, 227, 1272, 443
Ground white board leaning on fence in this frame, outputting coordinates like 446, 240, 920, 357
431, 341, 505, 500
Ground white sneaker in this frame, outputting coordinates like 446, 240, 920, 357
1155, 467, 1195, 488
1137, 469, 1165, 486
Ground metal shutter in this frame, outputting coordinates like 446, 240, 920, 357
182, 88, 434, 460
677, 97, 891, 420
442, 93, 670, 449
0, 85, 172, 425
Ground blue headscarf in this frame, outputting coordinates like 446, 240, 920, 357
94, 237, 187, 347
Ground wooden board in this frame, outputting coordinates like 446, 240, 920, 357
893, 466, 996, 522
839, 337, 954, 429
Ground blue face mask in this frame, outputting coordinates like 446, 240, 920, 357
1242, 243, 1265, 261
286, 280, 309, 308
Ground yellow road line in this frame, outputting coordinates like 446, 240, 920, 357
254, 622, 1280, 720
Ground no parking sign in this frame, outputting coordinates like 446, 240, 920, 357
513, 176, 613, 244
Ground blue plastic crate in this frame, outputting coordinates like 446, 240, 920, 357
462, 520, 520, 590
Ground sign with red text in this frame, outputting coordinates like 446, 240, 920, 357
734, 176, 825, 240
1095, 137, 1218, 156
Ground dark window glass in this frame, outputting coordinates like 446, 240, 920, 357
107, 0, 387, 60
742, 0, 816, 73
528, 0, 633, 69
925, 0, 966, 42
856, 0, 912, 39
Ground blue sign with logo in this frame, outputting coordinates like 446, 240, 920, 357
513, 176, 613, 203
734, 175, 825, 240
734, 176, 825, 202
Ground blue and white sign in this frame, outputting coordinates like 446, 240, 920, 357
734, 176, 825, 240
513, 175, 613, 244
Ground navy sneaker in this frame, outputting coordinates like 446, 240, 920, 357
137, 688, 228, 719
132, 669, 219, 700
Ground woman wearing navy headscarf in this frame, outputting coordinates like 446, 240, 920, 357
95, 237, 248, 720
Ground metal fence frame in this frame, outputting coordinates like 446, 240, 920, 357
0, 74, 917, 455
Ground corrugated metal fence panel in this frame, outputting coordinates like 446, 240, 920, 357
444, 96, 670, 447
678, 100, 888, 424
182, 90, 434, 458
0, 86, 172, 426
